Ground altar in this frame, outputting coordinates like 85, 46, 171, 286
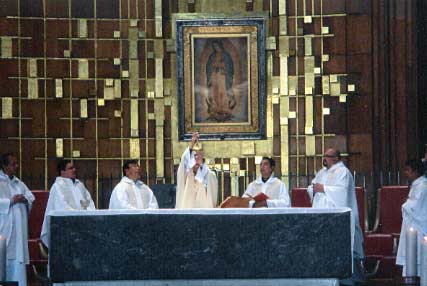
48, 208, 352, 286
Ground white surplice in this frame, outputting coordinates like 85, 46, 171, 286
175, 147, 218, 209
396, 175, 427, 275
109, 176, 158, 210
0, 170, 35, 286
243, 176, 290, 208
40, 177, 95, 247
307, 161, 364, 259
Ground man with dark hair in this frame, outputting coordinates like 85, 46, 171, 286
109, 160, 158, 209
0, 153, 35, 286
242, 157, 290, 208
396, 158, 427, 276
307, 148, 364, 283
40, 159, 95, 247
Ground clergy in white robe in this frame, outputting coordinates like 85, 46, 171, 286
307, 148, 364, 281
243, 157, 290, 208
41, 159, 96, 247
175, 132, 218, 209
0, 153, 35, 286
109, 160, 158, 209
396, 159, 427, 276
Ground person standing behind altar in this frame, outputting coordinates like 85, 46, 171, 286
109, 160, 158, 209
41, 159, 95, 247
307, 148, 364, 282
0, 153, 35, 286
242, 157, 290, 208
175, 132, 218, 208
396, 159, 427, 276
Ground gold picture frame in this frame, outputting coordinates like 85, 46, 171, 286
176, 17, 266, 140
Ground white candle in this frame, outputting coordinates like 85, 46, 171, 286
406, 227, 418, 277
0, 234, 6, 281
421, 236, 427, 286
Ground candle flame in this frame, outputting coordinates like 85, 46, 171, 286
409, 227, 415, 231
424, 236, 427, 242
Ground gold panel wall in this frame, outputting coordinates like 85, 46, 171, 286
0, 0, 357, 207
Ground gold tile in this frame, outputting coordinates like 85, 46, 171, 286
304, 16, 312, 23
105, 78, 114, 87
78, 19, 88, 38
78, 59, 89, 79
339, 94, 347, 103
331, 82, 341, 96
314, 67, 321, 74
322, 54, 329, 62
72, 150, 80, 158
306, 135, 316, 156
122, 70, 129, 78
305, 87, 313, 95
55, 79, 63, 98
254, 156, 263, 164
56, 139, 64, 158
148, 113, 155, 120
114, 79, 121, 98
129, 139, 140, 159
113, 31, 121, 38
1, 37, 12, 58
304, 37, 312, 56
348, 84, 355, 92
330, 74, 338, 83
155, 58, 163, 98
28, 78, 38, 99
130, 19, 138, 27
138, 31, 146, 38
130, 99, 139, 137
104, 87, 114, 100
272, 96, 280, 104
322, 75, 330, 95
280, 117, 288, 126
97, 99, 105, 106
130, 89, 139, 98
2, 97, 12, 118
322, 26, 329, 34
223, 164, 230, 171
323, 107, 330, 115
114, 110, 121, 117
289, 111, 296, 118
63, 50, 70, 57
80, 99, 88, 118
305, 126, 313, 134
28, 59, 37, 78
272, 87, 279, 94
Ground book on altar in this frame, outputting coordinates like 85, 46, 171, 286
250, 192, 269, 202
219, 196, 251, 208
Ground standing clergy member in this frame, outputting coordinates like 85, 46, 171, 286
41, 159, 96, 247
242, 157, 290, 208
109, 160, 158, 209
175, 132, 218, 208
0, 153, 35, 286
396, 159, 427, 276
307, 148, 364, 281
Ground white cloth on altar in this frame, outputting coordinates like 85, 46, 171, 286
175, 147, 218, 208
396, 175, 427, 275
0, 170, 34, 286
41, 176, 96, 247
109, 176, 158, 210
307, 162, 364, 259
243, 176, 290, 208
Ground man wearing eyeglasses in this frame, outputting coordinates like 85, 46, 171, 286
307, 148, 364, 283
41, 159, 96, 248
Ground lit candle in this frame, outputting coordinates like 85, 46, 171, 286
421, 236, 427, 286
406, 227, 418, 277
0, 234, 6, 281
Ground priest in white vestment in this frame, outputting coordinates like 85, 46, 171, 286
396, 159, 427, 276
175, 132, 218, 208
242, 157, 290, 208
109, 160, 158, 209
307, 148, 364, 281
0, 153, 35, 286
41, 159, 96, 247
